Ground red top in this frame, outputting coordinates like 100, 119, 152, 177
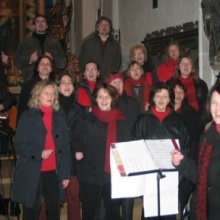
151, 106, 171, 122
40, 105, 57, 171
77, 81, 96, 107
157, 58, 178, 82
145, 71, 153, 86
179, 75, 199, 111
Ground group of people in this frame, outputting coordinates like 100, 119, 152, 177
0, 13, 219, 220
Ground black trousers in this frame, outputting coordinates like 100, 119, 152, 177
81, 174, 120, 220
23, 170, 60, 220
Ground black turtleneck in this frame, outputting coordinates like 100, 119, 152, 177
59, 93, 75, 116
33, 32, 46, 53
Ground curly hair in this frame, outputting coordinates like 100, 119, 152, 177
28, 80, 60, 111
129, 44, 147, 62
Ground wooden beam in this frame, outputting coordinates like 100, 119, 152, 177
38, 0, 45, 14
19, 0, 24, 41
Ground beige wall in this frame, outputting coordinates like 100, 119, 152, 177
118, 0, 199, 69
71, 0, 213, 87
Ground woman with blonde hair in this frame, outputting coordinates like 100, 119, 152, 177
12, 80, 70, 220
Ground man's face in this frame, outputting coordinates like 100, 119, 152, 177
34, 17, 48, 34
97, 20, 111, 36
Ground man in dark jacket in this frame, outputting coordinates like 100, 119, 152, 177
14, 14, 66, 82
79, 16, 121, 79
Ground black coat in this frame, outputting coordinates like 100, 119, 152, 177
11, 108, 70, 207
119, 91, 141, 132
194, 78, 208, 114
79, 33, 121, 78
79, 112, 130, 184
176, 122, 220, 220
59, 94, 85, 176
177, 102, 200, 162
132, 110, 190, 154
132, 109, 191, 214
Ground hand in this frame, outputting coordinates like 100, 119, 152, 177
44, 51, 53, 60
144, 103, 150, 111
1, 52, 8, 64
62, 179, 70, 188
0, 104, 4, 111
170, 149, 184, 166
29, 51, 38, 63
75, 152, 84, 160
41, 149, 53, 159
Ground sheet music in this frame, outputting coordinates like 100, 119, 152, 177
144, 139, 177, 169
110, 150, 146, 198
113, 140, 158, 175
113, 139, 177, 175
110, 149, 179, 217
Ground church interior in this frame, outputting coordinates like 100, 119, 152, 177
0, 0, 219, 219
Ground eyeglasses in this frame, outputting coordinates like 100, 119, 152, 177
85, 67, 97, 72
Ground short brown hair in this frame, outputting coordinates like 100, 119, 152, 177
92, 83, 119, 109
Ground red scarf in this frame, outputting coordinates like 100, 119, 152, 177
92, 106, 125, 173
179, 75, 199, 111
196, 135, 213, 220
151, 106, 171, 122
216, 124, 220, 134
157, 58, 178, 82
124, 77, 150, 108
40, 105, 57, 171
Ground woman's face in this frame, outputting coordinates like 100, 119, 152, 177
37, 58, 52, 80
174, 85, 185, 106
59, 75, 74, 97
178, 57, 192, 78
210, 91, 220, 124
129, 63, 143, 80
38, 85, 55, 107
84, 62, 100, 82
168, 44, 180, 61
110, 78, 123, 95
133, 48, 146, 65
153, 89, 170, 112
96, 88, 112, 111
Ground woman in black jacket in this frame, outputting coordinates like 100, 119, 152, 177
12, 80, 70, 220
57, 72, 85, 220
171, 84, 220, 220
78, 83, 130, 220
132, 83, 190, 220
